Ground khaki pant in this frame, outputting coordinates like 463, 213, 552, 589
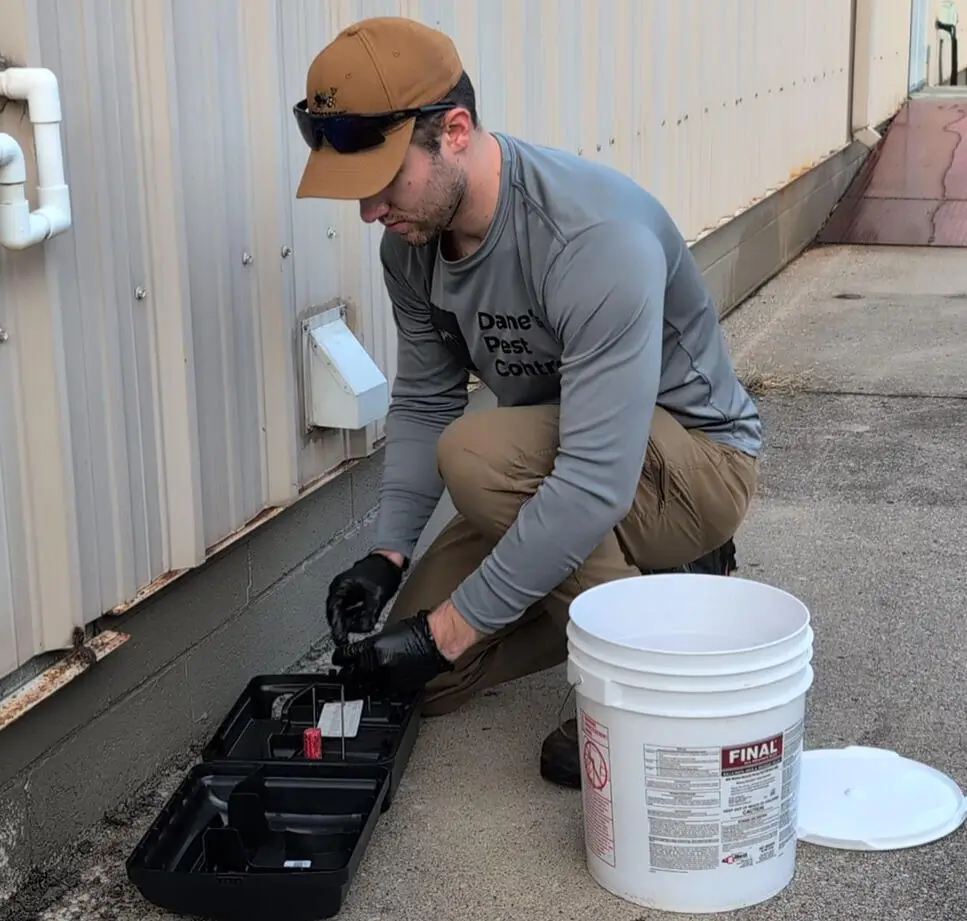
385, 404, 759, 716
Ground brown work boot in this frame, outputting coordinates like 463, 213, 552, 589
539, 539, 738, 789
686, 537, 737, 575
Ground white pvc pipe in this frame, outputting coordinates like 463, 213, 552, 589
0, 132, 25, 178
0, 67, 72, 251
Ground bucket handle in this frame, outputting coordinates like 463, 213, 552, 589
557, 676, 583, 741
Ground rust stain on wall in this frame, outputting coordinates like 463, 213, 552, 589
107, 569, 188, 616
0, 631, 130, 731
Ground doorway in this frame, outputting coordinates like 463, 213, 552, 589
908, 0, 931, 91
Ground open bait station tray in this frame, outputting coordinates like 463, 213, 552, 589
200, 673, 424, 810
126, 762, 389, 921
127, 671, 424, 920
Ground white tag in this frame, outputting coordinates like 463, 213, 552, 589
284, 860, 312, 869
317, 699, 363, 738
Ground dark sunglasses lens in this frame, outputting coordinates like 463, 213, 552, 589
294, 108, 321, 150
324, 117, 388, 153
293, 105, 322, 148
293, 102, 407, 154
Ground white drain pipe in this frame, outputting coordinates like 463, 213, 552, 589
0, 67, 72, 251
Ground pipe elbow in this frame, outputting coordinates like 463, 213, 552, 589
0, 70, 71, 248
36, 200, 71, 236
0, 133, 26, 183
0, 67, 62, 123
0, 200, 49, 250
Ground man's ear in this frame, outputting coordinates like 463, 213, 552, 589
443, 108, 474, 153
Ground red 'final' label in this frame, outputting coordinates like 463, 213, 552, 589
721, 733, 784, 771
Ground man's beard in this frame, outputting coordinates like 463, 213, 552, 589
395, 159, 468, 247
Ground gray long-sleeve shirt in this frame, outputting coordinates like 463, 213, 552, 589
373, 132, 761, 634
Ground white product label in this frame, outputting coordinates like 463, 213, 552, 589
283, 860, 312, 869
579, 709, 617, 868
643, 718, 804, 873
318, 699, 364, 738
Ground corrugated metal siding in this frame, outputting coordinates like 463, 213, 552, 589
36, 0, 161, 620
170, 0, 266, 548
0, 0, 87, 677
0, 0, 915, 681
308, 0, 856, 243
0, 258, 31, 680
868, 0, 917, 125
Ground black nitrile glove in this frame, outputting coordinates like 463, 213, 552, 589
331, 610, 454, 694
326, 552, 404, 647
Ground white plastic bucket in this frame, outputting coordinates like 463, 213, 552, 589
566, 573, 814, 915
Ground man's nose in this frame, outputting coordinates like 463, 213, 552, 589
359, 196, 389, 224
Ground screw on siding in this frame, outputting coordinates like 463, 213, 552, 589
134, 287, 147, 301
242, 252, 253, 265
327, 227, 337, 239
0, 326, 8, 343
281, 245, 293, 258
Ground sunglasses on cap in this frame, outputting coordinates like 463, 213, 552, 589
292, 100, 457, 154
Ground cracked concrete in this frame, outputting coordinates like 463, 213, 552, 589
817, 95, 967, 247
3, 242, 967, 921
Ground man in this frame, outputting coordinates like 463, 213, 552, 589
293, 16, 762, 789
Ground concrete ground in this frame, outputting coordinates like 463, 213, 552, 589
4, 242, 966, 921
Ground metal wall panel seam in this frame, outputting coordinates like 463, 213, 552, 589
867, 0, 914, 125
128, 0, 205, 569
0, 0, 39, 673
40, 0, 135, 621
0, 443, 17, 677
170, 0, 242, 548
101, 0, 167, 600
0, 0, 84, 655
14, 225, 84, 653
239, 0, 301, 507
610, 0, 633, 181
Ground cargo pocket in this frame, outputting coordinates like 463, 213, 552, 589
642, 438, 670, 516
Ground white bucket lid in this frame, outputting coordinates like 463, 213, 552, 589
796, 746, 967, 850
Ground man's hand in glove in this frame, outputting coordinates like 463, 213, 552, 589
325, 551, 404, 647
331, 601, 484, 694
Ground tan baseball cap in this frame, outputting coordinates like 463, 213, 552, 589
294, 17, 464, 201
